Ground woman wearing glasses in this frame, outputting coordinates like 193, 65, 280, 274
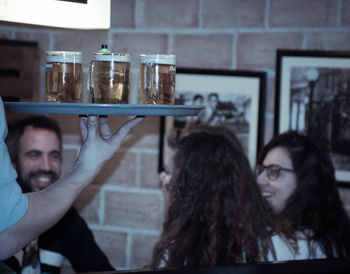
256, 131, 350, 259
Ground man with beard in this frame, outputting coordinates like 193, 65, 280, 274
5, 115, 114, 273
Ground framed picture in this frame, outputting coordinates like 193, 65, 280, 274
275, 49, 350, 185
0, 0, 110, 29
159, 68, 267, 172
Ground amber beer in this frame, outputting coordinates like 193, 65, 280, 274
89, 53, 130, 104
138, 54, 176, 104
46, 51, 82, 103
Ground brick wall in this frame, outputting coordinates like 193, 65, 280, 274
1, 0, 350, 271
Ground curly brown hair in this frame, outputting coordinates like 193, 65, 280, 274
151, 126, 276, 267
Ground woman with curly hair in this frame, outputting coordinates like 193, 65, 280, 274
151, 125, 292, 268
256, 131, 350, 259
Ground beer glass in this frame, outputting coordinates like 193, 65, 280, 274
138, 54, 176, 104
46, 51, 82, 103
88, 52, 130, 104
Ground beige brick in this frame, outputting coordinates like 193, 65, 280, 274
0, 25, 13, 39
174, 34, 233, 69
140, 153, 159, 189
99, 116, 160, 150
122, 117, 161, 150
111, 0, 135, 28
129, 133, 160, 150
307, 33, 350, 51
110, 33, 168, 66
141, 0, 199, 28
101, 115, 131, 129
342, 0, 350, 26
38, 70, 46, 101
52, 114, 81, 134
270, 0, 337, 27
237, 33, 303, 70
129, 68, 139, 104
61, 147, 78, 177
81, 70, 89, 103
130, 234, 160, 268
74, 186, 101, 224
203, 0, 265, 28
62, 133, 81, 145
65, 116, 160, 150
93, 230, 127, 268
14, 29, 36, 41
94, 152, 137, 187
104, 191, 162, 229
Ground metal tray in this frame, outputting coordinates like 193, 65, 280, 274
4, 102, 205, 116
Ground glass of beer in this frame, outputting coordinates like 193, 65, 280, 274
88, 52, 130, 104
138, 54, 176, 104
45, 51, 83, 103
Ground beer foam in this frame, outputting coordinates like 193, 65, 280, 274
140, 54, 176, 65
95, 53, 130, 62
46, 51, 82, 63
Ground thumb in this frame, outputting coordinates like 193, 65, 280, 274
111, 116, 144, 143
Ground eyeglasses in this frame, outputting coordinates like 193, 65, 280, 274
255, 164, 294, 181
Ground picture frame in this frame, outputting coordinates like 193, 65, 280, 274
275, 49, 350, 185
159, 68, 267, 172
0, 0, 110, 29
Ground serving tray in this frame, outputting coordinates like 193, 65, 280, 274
4, 102, 205, 116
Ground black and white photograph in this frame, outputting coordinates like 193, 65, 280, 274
160, 68, 266, 170
276, 50, 350, 184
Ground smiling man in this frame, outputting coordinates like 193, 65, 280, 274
15, 122, 61, 192
5, 115, 114, 273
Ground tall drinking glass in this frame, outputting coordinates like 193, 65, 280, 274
138, 54, 176, 104
46, 51, 82, 103
88, 52, 130, 104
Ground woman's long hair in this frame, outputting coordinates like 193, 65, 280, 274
151, 126, 275, 267
257, 131, 350, 258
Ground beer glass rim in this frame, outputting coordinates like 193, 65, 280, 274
139, 54, 176, 65
45, 50, 82, 56
46, 51, 82, 63
94, 52, 130, 62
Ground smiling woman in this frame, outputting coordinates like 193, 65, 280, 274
256, 146, 297, 213
0, 0, 110, 29
257, 130, 350, 259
